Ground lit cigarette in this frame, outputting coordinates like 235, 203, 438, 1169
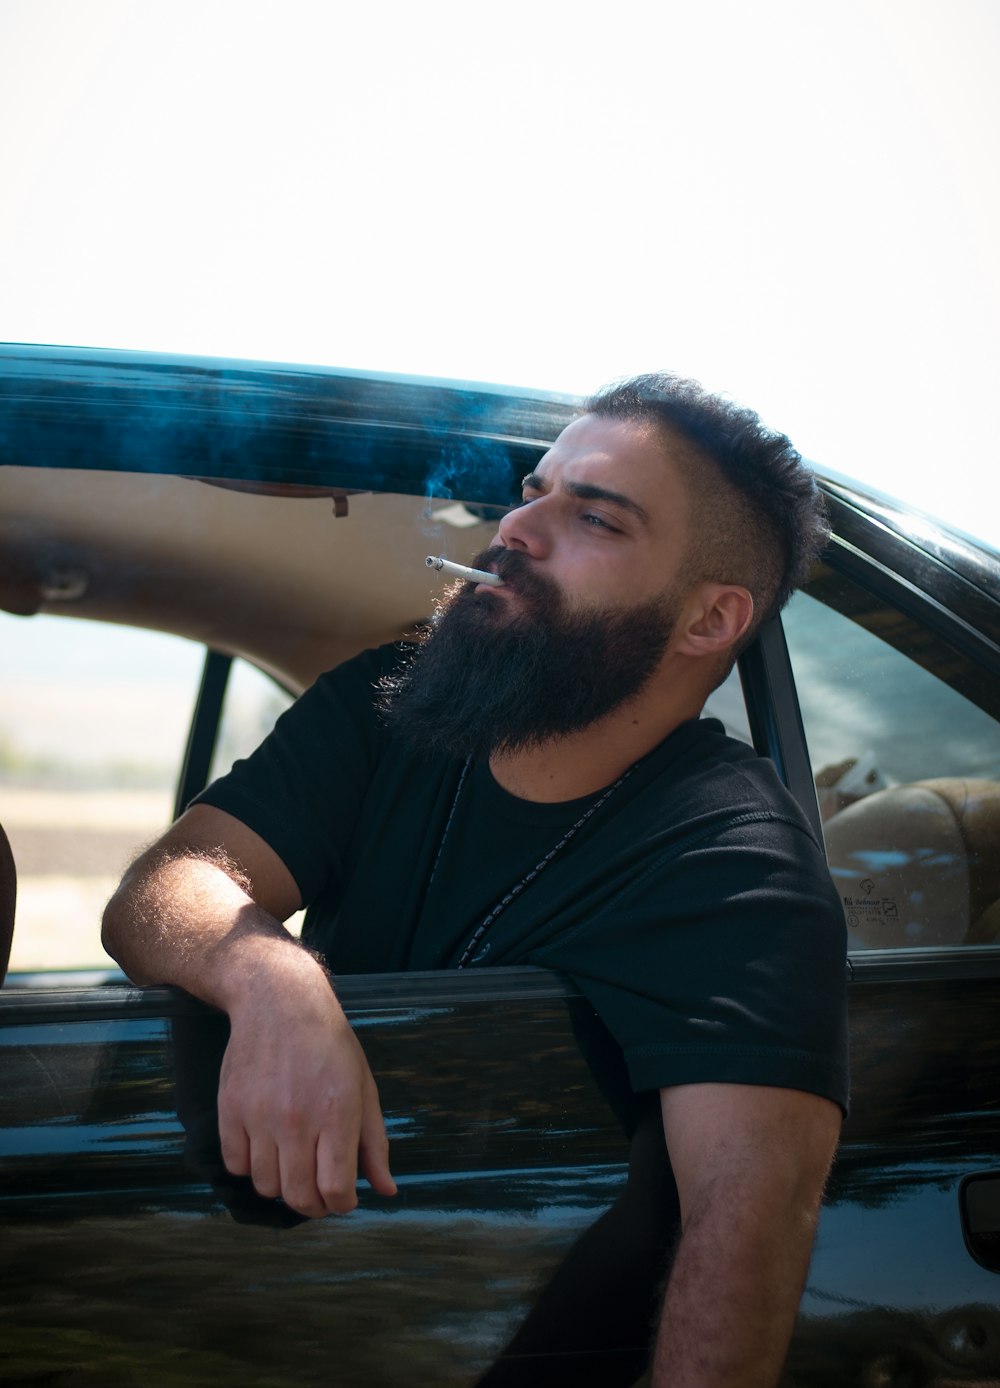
425, 555, 504, 586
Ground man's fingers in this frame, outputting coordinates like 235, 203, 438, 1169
315, 1126, 361, 1214
277, 1138, 330, 1218
248, 1135, 282, 1201
217, 990, 392, 1218
220, 1091, 322, 1213
358, 1077, 397, 1198
218, 1115, 251, 1178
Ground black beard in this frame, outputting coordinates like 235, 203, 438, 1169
378, 547, 678, 762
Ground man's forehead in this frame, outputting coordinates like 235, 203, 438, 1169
546, 412, 651, 462
536, 413, 682, 487
525, 415, 693, 537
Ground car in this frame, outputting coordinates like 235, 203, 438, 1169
2, 343, 1000, 1387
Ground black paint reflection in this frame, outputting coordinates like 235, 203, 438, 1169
7, 966, 1000, 1384
784, 1305, 1000, 1386
475, 1096, 677, 1386
170, 997, 673, 1384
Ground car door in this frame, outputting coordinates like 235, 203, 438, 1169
778, 496, 1000, 1387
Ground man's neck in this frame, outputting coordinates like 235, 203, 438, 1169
487, 687, 704, 803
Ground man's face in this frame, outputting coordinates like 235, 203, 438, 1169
378, 417, 695, 762
489, 413, 694, 617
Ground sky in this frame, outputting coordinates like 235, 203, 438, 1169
1, 0, 998, 547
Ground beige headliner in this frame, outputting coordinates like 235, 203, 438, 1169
0, 466, 500, 690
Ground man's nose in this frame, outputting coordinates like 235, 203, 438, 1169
494, 500, 550, 556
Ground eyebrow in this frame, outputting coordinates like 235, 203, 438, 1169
520, 473, 651, 526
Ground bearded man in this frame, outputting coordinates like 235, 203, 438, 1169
103, 373, 847, 1388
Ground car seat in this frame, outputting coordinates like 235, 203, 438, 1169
0, 822, 15, 984
823, 778, 1000, 948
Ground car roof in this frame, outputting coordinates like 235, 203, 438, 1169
0, 343, 577, 500
3, 344, 998, 688
0, 346, 578, 688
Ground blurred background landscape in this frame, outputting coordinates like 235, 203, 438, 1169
1, 612, 200, 969
0, 610, 290, 971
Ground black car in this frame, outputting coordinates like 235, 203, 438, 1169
2, 344, 1000, 1386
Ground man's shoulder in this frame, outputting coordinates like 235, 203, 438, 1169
295, 641, 414, 724
313, 640, 414, 690
632, 717, 823, 859
648, 717, 788, 807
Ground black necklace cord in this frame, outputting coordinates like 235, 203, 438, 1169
434, 762, 639, 970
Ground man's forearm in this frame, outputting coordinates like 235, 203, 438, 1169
651, 1196, 818, 1387
102, 850, 315, 1008
102, 841, 396, 1215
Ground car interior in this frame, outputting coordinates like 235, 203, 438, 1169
0, 465, 468, 690
3, 457, 1000, 981
823, 776, 1000, 947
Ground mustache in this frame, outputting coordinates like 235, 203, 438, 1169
468, 545, 557, 604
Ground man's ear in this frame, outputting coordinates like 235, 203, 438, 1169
672, 584, 754, 659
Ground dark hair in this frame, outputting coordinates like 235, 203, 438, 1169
584, 372, 829, 633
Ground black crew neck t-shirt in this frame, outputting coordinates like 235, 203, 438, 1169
194, 644, 848, 1112
410, 759, 629, 970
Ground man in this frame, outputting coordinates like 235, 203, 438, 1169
103, 373, 847, 1387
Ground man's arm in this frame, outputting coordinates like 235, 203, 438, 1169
102, 803, 396, 1217
652, 1082, 841, 1388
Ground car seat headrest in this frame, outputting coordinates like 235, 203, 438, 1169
0, 823, 16, 984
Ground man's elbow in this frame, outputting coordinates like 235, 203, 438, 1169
101, 891, 140, 981
101, 855, 160, 983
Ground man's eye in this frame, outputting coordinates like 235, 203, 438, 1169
582, 513, 618, 532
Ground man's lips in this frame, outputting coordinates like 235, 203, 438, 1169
485, 554, 525, 589
471, 550, 555, 605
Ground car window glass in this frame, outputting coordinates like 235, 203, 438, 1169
207, 658, 295, 785
0, 612, 204, 975
704, 663, 751, 744
784, 565, 1000, 951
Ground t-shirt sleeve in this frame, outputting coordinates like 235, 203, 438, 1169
548, 812, 849, 1114
190, 646, 396, 905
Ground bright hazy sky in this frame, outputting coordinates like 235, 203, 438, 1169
1, 0, 997, 546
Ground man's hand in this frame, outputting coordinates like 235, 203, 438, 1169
103, 804, 396, 1217
652, 1082, 841, 1388
218, 953, 396, 1216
